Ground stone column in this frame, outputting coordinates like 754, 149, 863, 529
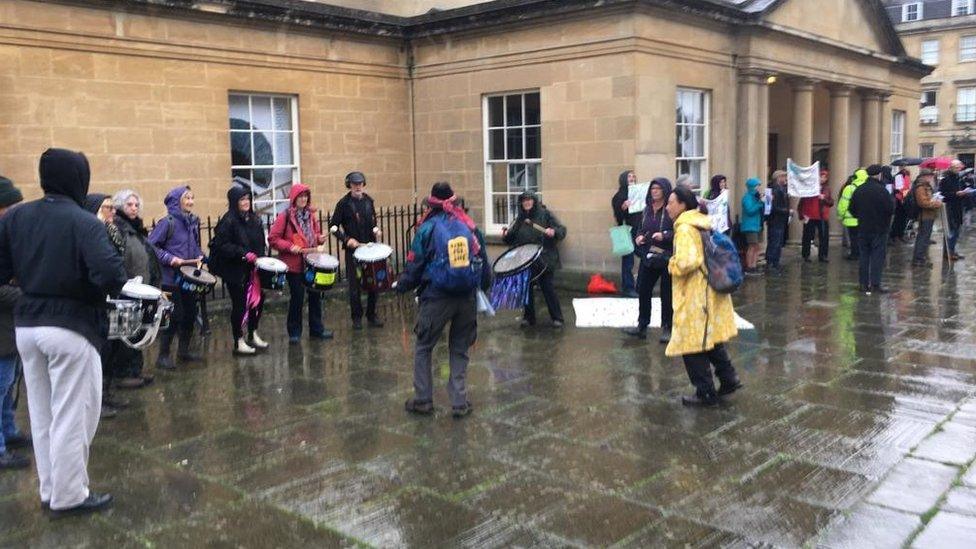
791, 78, 816, 165
736, 69, 770, 217
829, 85, 852, 228
861, 91, 882, 165
879, 92, 893, 165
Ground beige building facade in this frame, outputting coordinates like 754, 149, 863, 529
0, 0, 927, 272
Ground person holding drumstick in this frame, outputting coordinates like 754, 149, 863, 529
269, 183, 332, 343
330, 171, 384, 330
148, 185, 204, 370
502, 191, 566, 327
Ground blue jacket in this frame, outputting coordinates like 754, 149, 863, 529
148, 186, 203, 287
396, 210, 491, 300
740, 178, 764, 234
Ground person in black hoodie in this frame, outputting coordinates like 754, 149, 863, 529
623, 178, 674, 342
941, 159, 968, 260
329, 171, 384, 329
765, 170, 790, 274
0, 175, 27, 471
0, 148, 127, 516
849, 164, 895, 294
611, 170, 642, 297
210, 185, 268, 355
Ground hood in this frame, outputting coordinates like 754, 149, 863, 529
647, 177, 672, 208
84, 193, 109, 215
517, 190, 540, 216
881, 166, 894, 185
673, 208, 712, 230
745, 178, 761, 191
852, 169, 868, 186
164, 186, 190, 217
617, 170, 632, 193
227, 184, 252, 214
39, 148, 90, 207
289, 183, 311, 207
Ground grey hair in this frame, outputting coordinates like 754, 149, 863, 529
674, 174, 693, 187
113, 189, 142, 213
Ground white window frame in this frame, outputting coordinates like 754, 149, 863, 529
228, 92, 301, 217
921, 90, 939, 124
891, 110, 906, 161
902, 2, 923, 22
482, 90, 542, 233
675, 88, 710, 191
920, 143, 935, 157
953, 0, 974, 16
921, 39, 939, 65
960, 35, 976, 62
958, 87, 976, 122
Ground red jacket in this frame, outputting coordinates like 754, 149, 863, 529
797, 183, 834, 221
269, 183, 323, 273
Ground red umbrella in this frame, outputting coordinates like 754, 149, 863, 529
920, 156, 955, 170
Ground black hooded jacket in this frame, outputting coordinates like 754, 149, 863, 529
638, 178, 675, 255
0, 148, 127, 349
610, 171, 643, 232
209, 185, 267, 285
502, 191, 567, 271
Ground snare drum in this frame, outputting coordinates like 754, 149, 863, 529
107, 281, 173, 348
353, 243, 394, 293
177, 265, 217, 295
255, 257, 288, 290
122, 281, 163, 325
492, 243, 546, 281
304, 252, 340, 292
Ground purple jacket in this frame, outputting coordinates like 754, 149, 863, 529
148, 186, 203, 287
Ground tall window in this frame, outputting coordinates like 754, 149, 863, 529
960, 36, 976, 61
920, 143, 935, 157
676, 88, 709, 189
891, 111, 906, 161
953, 0, 974, 16
484, 91, 541, 230
921, 40, 939, 65
958, 87, 976, 122
921, 90, 939, 124
228, 93, 300, 216
902, 2, 922, 21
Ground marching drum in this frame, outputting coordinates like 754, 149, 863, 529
107, 281, 173, 349
177, 265, 217, 295
255, 256, 288, 290
304, 252, 340, 292
353, 243, 394, 293
489, 243, 546, 310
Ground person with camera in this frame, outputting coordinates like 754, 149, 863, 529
623, 178, 673, 343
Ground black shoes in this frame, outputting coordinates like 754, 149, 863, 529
0, 451, 29, 470
872, 286, 890, 294
366, 318, 384, 328
156, 356, 177, 371
352, 319, 363, 330
622, 327, 647, 340
860, 285, 872, 295
452, 402, 473, 419
310, 329, 334, 340
818, 258, 829, 263
659, 328, 672, 344
404, 398, 434, 416
552, 320, 564, 328
681, 393, 719, 407
717, 380, 743, 396
48, 493, 113, 518
519, 318, 535, 328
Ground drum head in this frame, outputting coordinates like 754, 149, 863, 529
256, 257, 288, 273
121, 281, 162, 300
354, 243, 393, 262
179, 265, 217, 285
493, 244, 543, 276
305, 252, 339, 270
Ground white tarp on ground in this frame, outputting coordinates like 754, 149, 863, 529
572, 297, 755, 329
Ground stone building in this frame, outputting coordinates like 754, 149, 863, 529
0, 0, 928, 272
885, 0, 976, 166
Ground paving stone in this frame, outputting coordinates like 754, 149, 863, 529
816, 503, 920, 548
866, 457, 958, 514
913, 422, 976, 465
618, 517, 752, 548
913, 511, 976, 549
535, 491, 662, 546
0, 496, 142, 548
964, 464, 976, 487
942, 486, 976, 517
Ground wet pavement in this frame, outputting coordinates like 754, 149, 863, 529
3, 236, 976, 547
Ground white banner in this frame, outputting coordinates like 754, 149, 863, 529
627, 182, 650, 214
787, 159, 820, 198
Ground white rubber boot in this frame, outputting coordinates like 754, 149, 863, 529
234, 338, 256, 356
250, 332, 269, 350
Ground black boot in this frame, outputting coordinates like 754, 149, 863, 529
177, 331, 202, 362
681, 392, 719, 407
156, 333, 176, 370
622, 326, 647, 339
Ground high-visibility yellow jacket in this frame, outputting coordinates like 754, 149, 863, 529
837, 169, 868, 228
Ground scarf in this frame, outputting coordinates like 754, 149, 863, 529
295, 207, 314, 248
420, 195, 481, 256
105, 221, 125, 255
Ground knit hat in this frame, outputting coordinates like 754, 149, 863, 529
866, 164, 883, 176
430, 182, 453, 200
0, 175, 23, 208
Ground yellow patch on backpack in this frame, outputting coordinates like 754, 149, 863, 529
447, 236, 470, 268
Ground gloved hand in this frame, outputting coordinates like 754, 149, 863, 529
245, 252, 258, 264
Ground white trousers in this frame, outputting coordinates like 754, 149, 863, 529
16, 326, 101, 510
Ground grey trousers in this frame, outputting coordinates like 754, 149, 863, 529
17, 327, 102, 510
412, 294, 477, 408
913, 219, 935, 263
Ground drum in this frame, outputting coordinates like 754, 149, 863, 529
177, 265, 217, 295
304, 252, 340, 292
122, 281, 163, 325
255, 256, 287, 290
107, 281, 173, 349
353, 243, 394, 292
489, 243, 546, 311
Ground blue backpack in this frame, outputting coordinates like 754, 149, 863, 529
426, 215, 483, 294
699, 230, 743, 294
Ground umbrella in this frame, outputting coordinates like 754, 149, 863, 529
892, 157, 924, 166
920, 156, 955, 170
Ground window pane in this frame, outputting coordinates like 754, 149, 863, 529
525, 126, 541, 159
252, 168, 273, 197
525, 93, 540, 125
230, 131, 252, 166
252, 131, 273, 166
251, 96, 272, 130
506, 128, 524, 160
508, 163, 528, 192
274, 133, 293, 165
491, 163, 509, 194
489, 129, 505, 160
525, 163, 541, 192
232, 169, 251, 186
229, 95, 250, 128
273, 98, 292, 131
505, 94, 522, 126
488, 96, 504, 127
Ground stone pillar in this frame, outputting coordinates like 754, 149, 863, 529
861, 91, 882, 165
829, 85, 852, 228
791, 78, 816, 165
736, 69, 770, 208
879, 92, 893, 165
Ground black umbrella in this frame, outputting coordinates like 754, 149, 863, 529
892, 157, 924, 166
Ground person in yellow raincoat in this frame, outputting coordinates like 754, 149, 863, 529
664, 185, 742, 407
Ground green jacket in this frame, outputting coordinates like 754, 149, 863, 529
502, 193, 567, 271
837, 169, 868, 228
